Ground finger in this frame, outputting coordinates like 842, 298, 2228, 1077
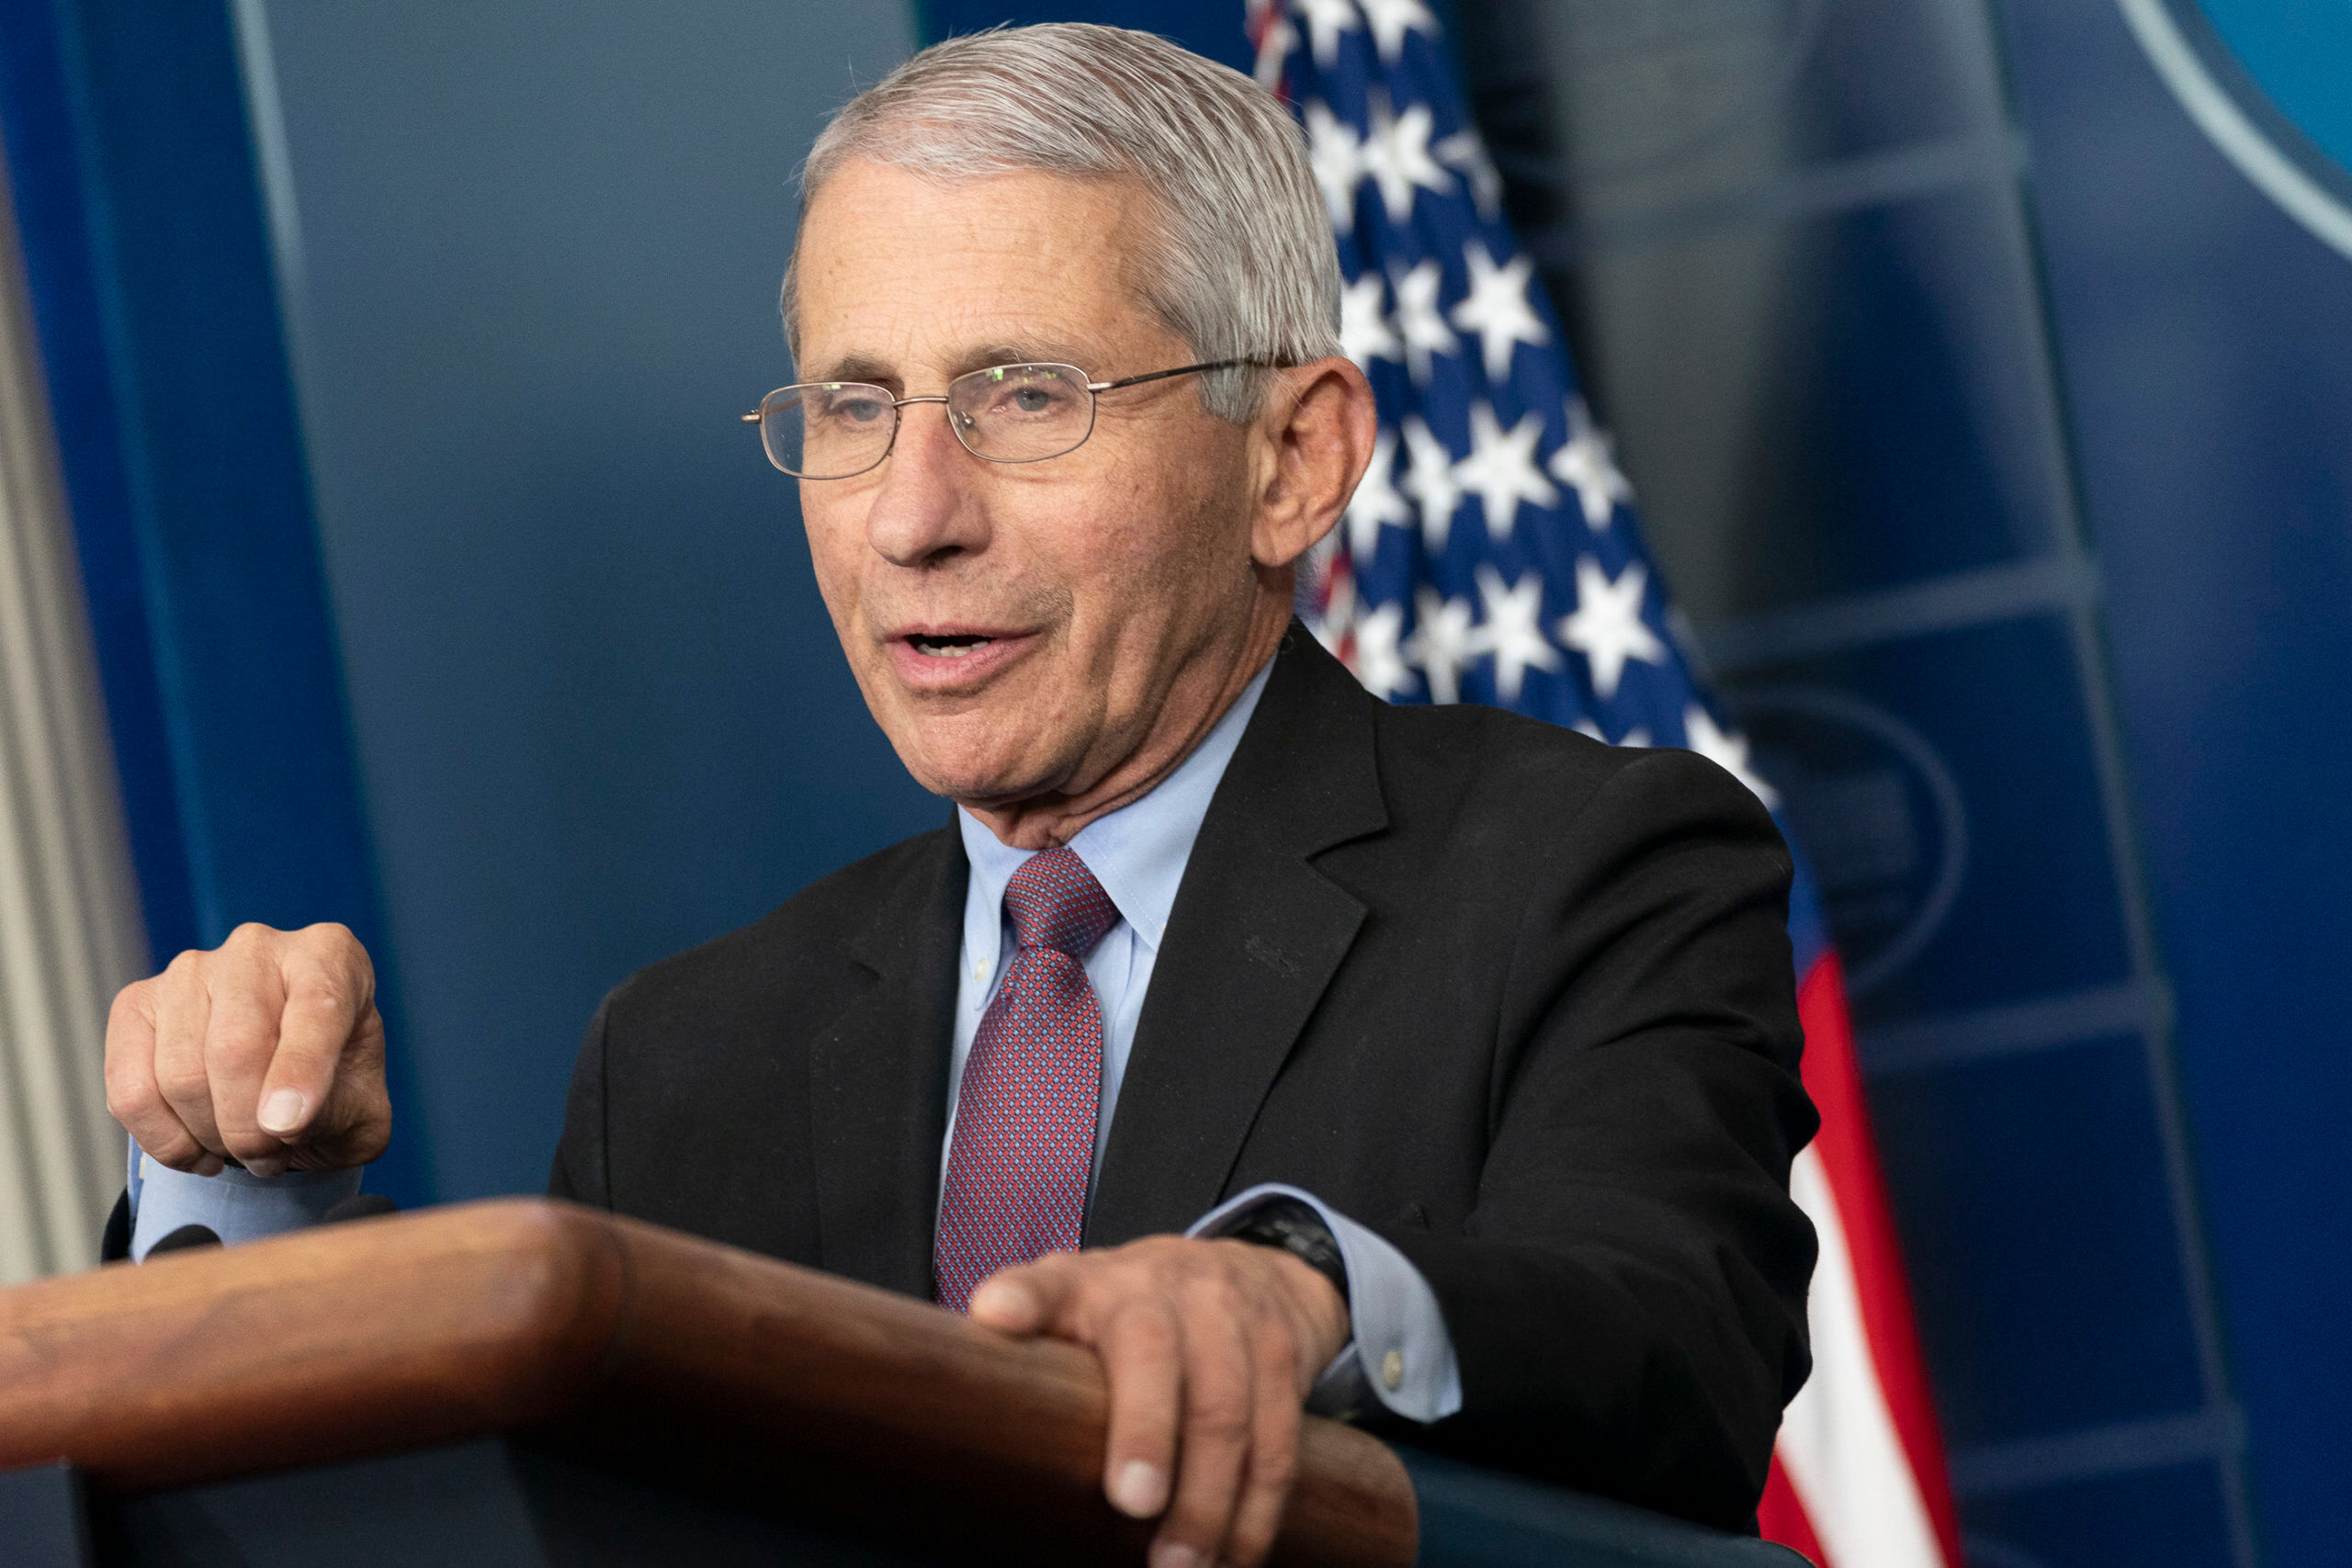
969, 1251, 1079, 1335
1098, 1292, 1183, 1523
205, 933, 295, 1173
149, 950, 227, 1164
298, 1002, 392, 1171
1154, 1279, 1256, 1568
1223, 1315, 1306, 1567
105, 982, 214, 1174
256, 926, 375, 1145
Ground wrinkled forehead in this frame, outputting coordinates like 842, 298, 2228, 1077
787, 159, 1179, 377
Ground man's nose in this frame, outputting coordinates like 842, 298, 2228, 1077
863, 402, 988, 568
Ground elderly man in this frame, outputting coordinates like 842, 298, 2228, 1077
102, 23, 1815, 1567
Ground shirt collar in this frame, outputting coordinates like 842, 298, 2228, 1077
957, 657, 1274, 953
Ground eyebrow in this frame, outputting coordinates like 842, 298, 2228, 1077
802, 340, 1102, 389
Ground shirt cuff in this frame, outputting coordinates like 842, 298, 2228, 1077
1189, 1181, 1464, 1424
125, 1134, 362, 1261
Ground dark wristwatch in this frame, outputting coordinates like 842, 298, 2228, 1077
1226, 1197, 1351, 1306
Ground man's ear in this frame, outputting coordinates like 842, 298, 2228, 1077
1248, 356, 1378, 570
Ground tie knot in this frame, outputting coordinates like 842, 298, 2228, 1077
1003, 847, 1119, 958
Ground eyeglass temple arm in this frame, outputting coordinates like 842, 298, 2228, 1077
1088, 357, 1291, 392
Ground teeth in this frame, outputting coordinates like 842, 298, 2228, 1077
912, 637, 990, 659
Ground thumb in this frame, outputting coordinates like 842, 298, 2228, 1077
288, 1010, 391, 1170
968, 1266, 1058, 1333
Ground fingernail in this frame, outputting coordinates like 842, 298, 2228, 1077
259, 1089, 307, 1134
1111, 1460, 1168, 1518
244, 1155, 288, 1179
1149, 1541, 1199, 1568
193, 1154, 225, 1178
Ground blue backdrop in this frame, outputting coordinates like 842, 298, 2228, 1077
3, 1, 2345, 1562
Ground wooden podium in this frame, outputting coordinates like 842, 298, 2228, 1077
0, 1201, 1805, 1567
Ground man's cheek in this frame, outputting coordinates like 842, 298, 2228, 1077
802, 520, 865, 633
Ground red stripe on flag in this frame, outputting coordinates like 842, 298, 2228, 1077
1792, 952, 1963, 1566
1759, 1458, 1826, 1565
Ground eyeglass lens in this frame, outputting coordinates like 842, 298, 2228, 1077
759, 363, 1099, 478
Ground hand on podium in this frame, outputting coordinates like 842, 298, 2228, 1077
971, 1235, 1351, 1568
103, 922, 390, 1180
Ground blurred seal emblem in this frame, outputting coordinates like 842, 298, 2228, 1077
1736, 687, 1967, 999
2120, 0, 2352, 261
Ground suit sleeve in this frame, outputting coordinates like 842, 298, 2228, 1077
548, 995, 616, 1206
1374, 748, 1818, 1533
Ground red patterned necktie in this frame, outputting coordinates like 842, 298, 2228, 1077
934, 846, 1121, 1312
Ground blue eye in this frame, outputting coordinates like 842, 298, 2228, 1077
820, 389, 890, 424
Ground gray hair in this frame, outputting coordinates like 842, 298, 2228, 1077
786, 24, 1342, 422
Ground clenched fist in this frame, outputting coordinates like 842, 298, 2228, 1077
105, 922, 390, 1179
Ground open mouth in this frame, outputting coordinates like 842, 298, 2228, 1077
907, 633, 995, 659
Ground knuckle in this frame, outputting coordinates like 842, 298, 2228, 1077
1186, 1272, 1246, 1321
108, 978, 153, 1025
164, 948, 207, 981
202, 1021, 273, 1076
286, 984, 348, 1021
1109, 1296, 1181, 1351
106, 1077, 155, 1123
1190, 1388, 1252, 1439
1254, 1444, 1299, 1493
153, 1059, 211, 1106
144, 1129, 206, 1169
306, 922, 375, 984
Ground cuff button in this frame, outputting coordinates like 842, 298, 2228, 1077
1381, 1348, 1404, 1391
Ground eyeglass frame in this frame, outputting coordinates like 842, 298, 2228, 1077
740, 356, 1291, 479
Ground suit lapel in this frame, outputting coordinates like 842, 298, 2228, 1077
808, 823, 966, 1295
1088, 627, 1389, 1245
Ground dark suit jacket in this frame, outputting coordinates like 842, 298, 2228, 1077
549, 625, 1817, 1531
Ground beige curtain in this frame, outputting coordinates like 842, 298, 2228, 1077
0, 147, 151, 1283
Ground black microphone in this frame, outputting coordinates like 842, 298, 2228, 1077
322, 1193, 399, 1224
146, 1224, 220, 1255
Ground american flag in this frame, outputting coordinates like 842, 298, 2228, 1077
1252, 2, 1962, 1562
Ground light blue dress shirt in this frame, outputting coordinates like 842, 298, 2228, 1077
947, 660, 1460, 1423
127, 1143, 360, 1259
130, 658, 1460, 1422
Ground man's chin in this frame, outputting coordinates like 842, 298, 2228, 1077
885, 726, 1069, 812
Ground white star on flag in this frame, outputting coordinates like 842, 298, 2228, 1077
1293, 0, 1362, 66
1450, 243, 1549, 381
1681, 705, 1781, 807
1303, 100, 1364, 234
1357, 0, 1439, 60
1473, 566, 1562, 702
1403, 588, 1480, 705
1389, 259, 1458, 384
1345, 429, 1409, 559
1556, 556, 1667, 701
1361, 91, 1452, 222
1399, 415, 1464, 550
1453, 401, 1559, 540
1434, 129, 1503, 220
1351, 599, 1415, 701
1549, 395, 1634, 528
1340, 271, 1399, 367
